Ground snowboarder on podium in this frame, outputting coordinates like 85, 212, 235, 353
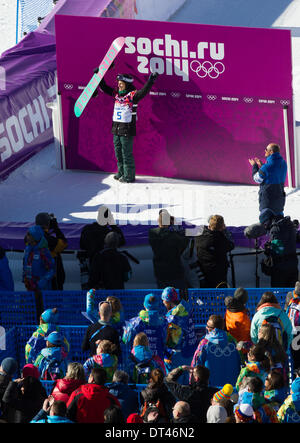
93, 68, 158, 183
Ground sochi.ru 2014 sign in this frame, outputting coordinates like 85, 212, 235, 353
55, 16, 294, 185
124, 35, 225, 82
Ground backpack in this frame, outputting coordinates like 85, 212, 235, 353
140, 398, 167, 419
286, 295, 300, 329
261, 314, 288, 350
131, 356, 156, 384
39, 355, 68, 381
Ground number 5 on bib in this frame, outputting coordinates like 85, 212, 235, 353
74, 36, 125, 118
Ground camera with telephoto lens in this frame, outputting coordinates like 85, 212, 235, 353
48, 213, 58, 230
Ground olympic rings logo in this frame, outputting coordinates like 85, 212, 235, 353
64, 84, 73, 90
288, 412, 300, 423
243, 97, 254, 103
207, 342, 236, 357
280, 100, 290, 106
190, 60, 225, 79
171, 92, 181, 98
207, 95, 217, 101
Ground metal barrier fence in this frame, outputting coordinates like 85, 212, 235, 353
0, 287, 294, 390
0, 325, 132, 377
16, 0, 55, 43
0, 288, 292, 329
40, 379, 147, 403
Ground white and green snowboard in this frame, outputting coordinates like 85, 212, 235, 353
74, 36, 125, 117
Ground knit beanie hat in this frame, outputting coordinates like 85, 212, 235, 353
41, 308, 58, 324
213, 384, 234, 402
46, 331, 63, 346
144, 293, 160, 311
294, 282, 300, 296
161, 287, 179, 303
22, 364, 40, 379
234, 287, 248, 305
206, 405, 227, 423
1, 357, 18, 376
225, 288, 248, 312
28, 225, 44, 242
234, 403, 254, 422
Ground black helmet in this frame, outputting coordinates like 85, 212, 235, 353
117, 73, 134, 83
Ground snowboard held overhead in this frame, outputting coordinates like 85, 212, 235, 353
74, 36, 125, 117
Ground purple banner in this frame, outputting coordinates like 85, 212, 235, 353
0, 221, 270, 251
37, 0, 135, 36
55, 16, 294, 185
0, 32, 57, 179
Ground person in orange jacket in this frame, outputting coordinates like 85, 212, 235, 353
224, 287, 251, 343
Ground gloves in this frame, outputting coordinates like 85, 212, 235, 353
49, 216, 59, 230
94, 61, 114, 74
92, 88, 98, 98
149, 72, 159, 82
92, 68, 100, 97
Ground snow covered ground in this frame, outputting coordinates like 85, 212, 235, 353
0, 1, 16, 57
1, 0, 300, 291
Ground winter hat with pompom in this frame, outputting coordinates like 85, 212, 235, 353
213, 384, 234, 402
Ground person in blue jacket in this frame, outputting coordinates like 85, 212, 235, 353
25, 308, 68, 365
250, 291, 293, 352
0, 246, 14, 291
248, 143, 287, 221
108, 370, 139, 420
191, 314, 241, 387
34, 332, 69, 381
31, 397, 74, 423
84, 289, 125, 340
122, 293, 167, 362
161, 287, 197, 378
22, 225, 55, 292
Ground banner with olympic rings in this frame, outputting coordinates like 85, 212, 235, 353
56, 16, 295, 185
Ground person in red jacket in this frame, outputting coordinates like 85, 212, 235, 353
66, 367, 120, 423
51, 362, 86, 404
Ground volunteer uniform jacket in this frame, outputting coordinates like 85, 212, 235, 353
252, 152, 287, 215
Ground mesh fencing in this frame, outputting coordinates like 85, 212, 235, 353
0, 287, 294, 389
0, 288, 292, 329
17, 0, 56, 41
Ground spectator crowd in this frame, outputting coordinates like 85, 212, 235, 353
0, 203, 300, 424
0, 283, 300, 424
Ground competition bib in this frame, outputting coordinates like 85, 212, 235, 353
113, 105, 132, 123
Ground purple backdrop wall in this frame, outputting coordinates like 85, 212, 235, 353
55, 16, 294, 185
0, 32, 57, 179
